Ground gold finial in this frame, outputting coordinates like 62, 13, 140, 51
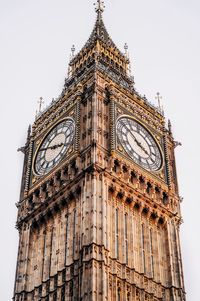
155, 92, 162, 110
38, 97, 44, 113
94, 0, 105, 16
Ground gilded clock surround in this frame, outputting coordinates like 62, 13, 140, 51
14, 3, 186, 301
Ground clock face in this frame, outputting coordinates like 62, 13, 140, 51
34, 119, 75, 176
117, 117, 162, 171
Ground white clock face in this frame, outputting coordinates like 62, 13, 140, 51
117, 117, 162, 171
34, 119, 75, 176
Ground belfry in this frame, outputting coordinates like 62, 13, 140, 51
14, 2, 186, 300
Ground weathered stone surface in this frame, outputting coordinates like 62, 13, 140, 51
13, 4, 185, 301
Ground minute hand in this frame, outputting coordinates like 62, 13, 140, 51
126, 129, 148, 154
125, 126, 151, 158
136, 140, 149, 156
123, 122, 154, 163
129, 132, 155, 163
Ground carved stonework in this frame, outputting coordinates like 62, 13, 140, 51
14, 3, 186, 301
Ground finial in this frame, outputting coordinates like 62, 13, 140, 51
71, 45, 75, 58
94, 0, 105, 17
155, 92, 162, 110
124, 43, 132, 74
17, 125, 31, 153
168, 119, 172, 134
25, 124, 32, 146
27, 124, 31, 139
124, 43, 128, 52
124, 43, 129, 57
38, 97, 44, 113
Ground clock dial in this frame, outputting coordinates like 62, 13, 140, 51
117, 117, 162, 171
34, 119, 75, 176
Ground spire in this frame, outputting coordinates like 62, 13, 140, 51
79, 1, 124, 58
68, 1, 131, 80
70, 0, 124, 59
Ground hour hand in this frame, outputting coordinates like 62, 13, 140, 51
39, 143, 64, 151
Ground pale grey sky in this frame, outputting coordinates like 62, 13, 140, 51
0, 0, 199, 300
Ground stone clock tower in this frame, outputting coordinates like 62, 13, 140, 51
13, 2, 186, 301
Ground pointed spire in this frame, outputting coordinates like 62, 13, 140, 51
82, 1, 121, 55
69, 1, 130, 79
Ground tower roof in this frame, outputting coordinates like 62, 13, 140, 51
83, 12, 126, 58
69, 2, 129, 76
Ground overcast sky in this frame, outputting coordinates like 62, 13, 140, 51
0, 0, 199, 300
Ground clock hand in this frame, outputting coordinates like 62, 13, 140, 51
125, 120, 152, 154
132, 137, 155, 164
39, 132, 73, 152
127, 130, 149, 154
40, 143, 65, 151
39, 141, 72, 152
136, 141, 155, 164
136, 141, 149, 156
123, 122, 151, 157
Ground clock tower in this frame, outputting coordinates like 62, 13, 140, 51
14, 2, 186, 301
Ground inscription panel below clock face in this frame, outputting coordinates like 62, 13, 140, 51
117, 117, 162, 172
34, 118, 75, 176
